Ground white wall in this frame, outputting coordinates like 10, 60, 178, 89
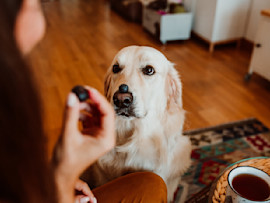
184, 0, 197, 27
212, 0, 251, 42
184, 0, 197, 13
184, 0, 270, 43
193, 0, 217, 41
245, 0, 270, 42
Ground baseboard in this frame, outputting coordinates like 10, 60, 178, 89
239, 38, 254, 52
191, 31, 254, 52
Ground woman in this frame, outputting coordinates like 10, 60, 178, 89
0, 0, 167, 202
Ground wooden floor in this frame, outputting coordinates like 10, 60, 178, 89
29, 0, 270, 154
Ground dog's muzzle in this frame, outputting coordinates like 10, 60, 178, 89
113, 84, 134, 117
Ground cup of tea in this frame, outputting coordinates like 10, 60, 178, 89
227, 166, 270, 203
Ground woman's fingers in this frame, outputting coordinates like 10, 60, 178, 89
88, 88, 113, 117
79, 102, 91, 112
62, 93, 80, 137
75, 179, 97, 203
78, 87, 114, 135
74, 195, 89, 203
75, 179, 94, 197
86, 87, 116, 152
87, 88, 115, 133
75, 196, 97, 203
59, 87, 115, 170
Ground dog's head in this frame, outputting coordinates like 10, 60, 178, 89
104, 46, 182, 120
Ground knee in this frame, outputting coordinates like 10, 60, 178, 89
136, 172, 166, 187
93, 171, 167, 203
131, 172, 167, 202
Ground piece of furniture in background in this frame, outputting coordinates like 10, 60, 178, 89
246, 9, 270, 82
110, 0, 143, 22
185, 0, 251, 53
142, 7, 193, 44
245, 0, 270, 43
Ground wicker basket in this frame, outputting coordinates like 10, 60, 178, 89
210, 158, 270, 203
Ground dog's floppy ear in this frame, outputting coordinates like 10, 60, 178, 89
166, 63, 183, 109
104, 71, 112, 99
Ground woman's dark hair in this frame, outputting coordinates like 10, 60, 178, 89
0, 0, 56, 202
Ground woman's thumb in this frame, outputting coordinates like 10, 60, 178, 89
63, 93, 80, 135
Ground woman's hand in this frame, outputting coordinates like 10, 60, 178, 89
53, 86, 115, 203
74, 179, 97, 203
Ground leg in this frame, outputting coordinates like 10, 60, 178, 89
92, 172, 167, 203
209, 42, 215, 53
236, 39, 241, 49
244, 73, 252, 81
245, 65, 254, 81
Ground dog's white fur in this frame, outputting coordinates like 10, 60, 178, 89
87, 46, 191, 201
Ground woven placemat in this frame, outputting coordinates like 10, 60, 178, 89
211, 158, 270, 203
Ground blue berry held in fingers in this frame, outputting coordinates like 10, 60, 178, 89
71, 85, 89, 102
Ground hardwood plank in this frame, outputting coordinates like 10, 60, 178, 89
28, 0, 270, 154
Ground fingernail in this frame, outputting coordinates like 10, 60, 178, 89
90, 197, 97, 203
80, 196, 90, 203
67, 93, 77, 107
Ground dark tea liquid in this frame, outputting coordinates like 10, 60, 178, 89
232, 174, 270, 201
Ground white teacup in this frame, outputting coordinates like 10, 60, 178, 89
227, 166, 270, 203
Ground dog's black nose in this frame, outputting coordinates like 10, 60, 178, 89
119, 84, 129, 93
113, 91, 133, 108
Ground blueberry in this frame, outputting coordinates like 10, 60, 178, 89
71, 85, 89, 102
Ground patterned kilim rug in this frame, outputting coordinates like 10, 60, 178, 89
174, 118, 270, 203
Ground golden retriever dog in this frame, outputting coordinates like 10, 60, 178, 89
85, 46, 191, 202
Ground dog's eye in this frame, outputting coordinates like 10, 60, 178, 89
112, 64, 122, 74
142, 65, 155, 76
